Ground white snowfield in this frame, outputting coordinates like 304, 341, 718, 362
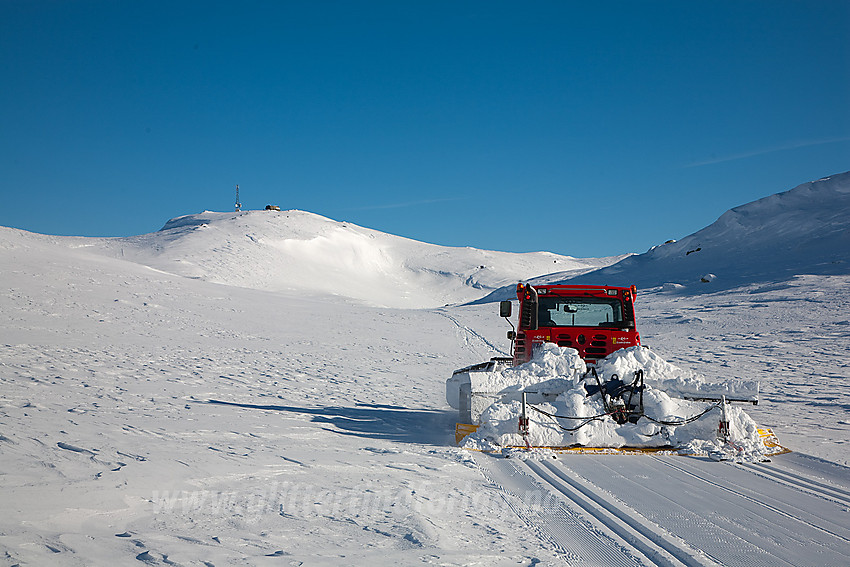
1, 172, 849, 565
90, 209, 626, 309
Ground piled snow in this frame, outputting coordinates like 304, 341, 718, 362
462, 345, 770, 461
463, 344, 586, 397
88, 209, 625, 309
596, 347, 759, 402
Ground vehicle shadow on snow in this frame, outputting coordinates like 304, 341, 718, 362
206, 400, 457, 446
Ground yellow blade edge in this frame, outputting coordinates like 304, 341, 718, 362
758, 427, 792, 455
455, 424, 791, 456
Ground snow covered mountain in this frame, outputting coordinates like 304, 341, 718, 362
569, 171, 850, 290
85, 209, 626, 309
475, 171, 850, 301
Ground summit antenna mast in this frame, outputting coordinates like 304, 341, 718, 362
235, 184, 241, 212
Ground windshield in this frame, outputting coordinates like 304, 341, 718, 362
537, 296, 625, 327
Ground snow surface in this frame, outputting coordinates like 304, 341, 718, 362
1, 172, 849, 565
89, 209, 626, 309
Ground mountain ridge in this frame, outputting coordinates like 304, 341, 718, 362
3, 171, 847, 306
475, 171, 850, 301
1, 209, 626, 309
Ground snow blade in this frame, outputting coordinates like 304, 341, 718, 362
455, 423, 479, 445
758, 428, 791, 455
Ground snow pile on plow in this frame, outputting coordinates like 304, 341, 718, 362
458, 344, 781, 462
596, 346, 760, 404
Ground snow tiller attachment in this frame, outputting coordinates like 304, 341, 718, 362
446, 283, 786, 460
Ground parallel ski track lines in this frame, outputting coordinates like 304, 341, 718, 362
479, 452, 850, 567
739, 461, 850, 508
552, 454, 850, 567
475, 454, 649, 566
525, 458, 715, 567
652, 457, 850, 549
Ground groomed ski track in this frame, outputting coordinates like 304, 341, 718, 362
474, 451, 850, 566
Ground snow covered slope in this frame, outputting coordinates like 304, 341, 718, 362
2, 174, 850, 565
90, 210, 626, 308
569, 171, 850, 291
476, 171, 850, 302
2, 217, 849, 566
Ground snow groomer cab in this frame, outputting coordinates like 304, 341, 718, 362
504, 283, 641, 366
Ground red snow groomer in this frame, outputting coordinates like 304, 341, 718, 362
505, 283, 641, 366
446, 283, 644, 426
446, 282, 775, 452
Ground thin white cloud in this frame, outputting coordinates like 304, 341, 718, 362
685, 136, 850, 168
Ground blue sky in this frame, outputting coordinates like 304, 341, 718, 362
1, 1, 848, 257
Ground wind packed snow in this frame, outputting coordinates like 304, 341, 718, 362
94, 209, 626, 309
1, 172, 849, 565
461, 344, 768, 461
